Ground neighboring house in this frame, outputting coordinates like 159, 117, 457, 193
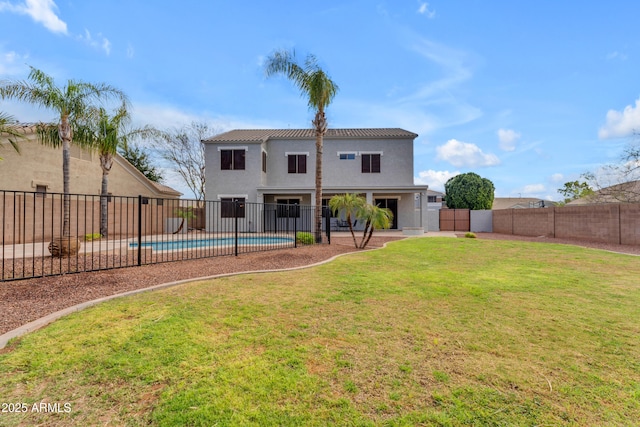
425, 189, 445, 210
492, 197, 547, 210
0, 124, 181, 199
203, 128, 429, 232
567, 180, 640, 205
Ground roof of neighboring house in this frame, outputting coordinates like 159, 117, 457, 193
492, 197, 547, 210
427, 189, 444, 196
203, 128, 418, 143
567, 180, 640, 205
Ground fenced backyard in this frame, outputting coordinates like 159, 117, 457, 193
1, 190, 329, 281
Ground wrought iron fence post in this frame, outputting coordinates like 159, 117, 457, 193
234, 199, 239, 257
137, 195, 142, 266
294, 211, 298, 248
325, 208, 331, 244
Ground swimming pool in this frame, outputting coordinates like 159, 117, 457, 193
130, 236, 295, 251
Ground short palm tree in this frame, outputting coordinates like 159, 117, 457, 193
0, 66, 128, 239
264, 49, 339, 242
358, 203, 393, 249
0, 112, 23, 160
329, 193, 365, 248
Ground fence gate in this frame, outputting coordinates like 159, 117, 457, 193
439, 209, 470, 232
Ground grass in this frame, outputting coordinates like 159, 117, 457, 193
0, 238, 639, 426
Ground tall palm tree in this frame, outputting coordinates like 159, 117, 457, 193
264, 49, 339, 242
87, 105, 159, 237
0, 112, 23, 160
0, 66, 128, 239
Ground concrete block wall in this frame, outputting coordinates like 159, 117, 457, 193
493, 204, 640, 245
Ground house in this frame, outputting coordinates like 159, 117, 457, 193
0, 124, 181, 199
567, 181, 640, 205
492, 197, 547, 210
203, 128, 429, 233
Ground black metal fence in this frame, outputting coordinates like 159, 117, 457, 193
0, 190, 330, 281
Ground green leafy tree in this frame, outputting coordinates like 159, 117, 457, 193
265, 49, 339, 242
0, 66, 128, 238
444, 172, 495, 210
0, 112, 23, 160
558, 180, 594, 204
119, 143, 163, 183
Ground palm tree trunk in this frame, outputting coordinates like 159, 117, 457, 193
313, 110, 327, 243
100, 154, 113, 237
347, 214, 358, 248
361, 226, 375, 249
100, 173, 109, 237
59, 119, 72, 238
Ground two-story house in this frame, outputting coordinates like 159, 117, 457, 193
203, 128, 429, 234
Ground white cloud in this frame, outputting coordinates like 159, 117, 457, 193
0, 48, 29, 75
417, 2, 435, 18
126, 43, 135, 59
522, 184, 545, 194
598, 98, 640, 139
77, 29, 111, 55
435, 139, 500, 168
550, 173, 564, 183
497, 128, 520, 151
0, 0, 67, 34
606, 51, 628, 61
415, 169, 460, 190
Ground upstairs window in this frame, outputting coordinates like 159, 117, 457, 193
427, 195, 437, 203
221, 149, 245, 170
339, 153, 356, 160
287, 154, 307, 174
262, 151, 267, 173
362, 153, 381, 173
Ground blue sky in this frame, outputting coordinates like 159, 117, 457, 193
1, 0, 640, 200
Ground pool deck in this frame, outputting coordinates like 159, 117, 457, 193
1, 230, 456, 259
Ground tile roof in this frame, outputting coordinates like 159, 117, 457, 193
202, 128, 418, 143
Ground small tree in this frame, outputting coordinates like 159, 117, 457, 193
357, 203, 393, 249
119, 143, 163, 183
154, 121, 213, 203
444, 172, 495, 210
329, 193, 393, 249
557, 180, 594, 204
329, 193, 364, 247
172, 207, 196, 234
582, 139, 640, 203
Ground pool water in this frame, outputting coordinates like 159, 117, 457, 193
130, 236, 294, 251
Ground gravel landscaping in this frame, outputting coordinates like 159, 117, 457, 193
1, 233, 638, 337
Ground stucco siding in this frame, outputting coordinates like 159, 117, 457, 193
0, 135, 178, 198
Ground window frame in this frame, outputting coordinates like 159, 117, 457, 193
361, 153, 381, 173
219, 147, 247, 170
286, 152, 308, 174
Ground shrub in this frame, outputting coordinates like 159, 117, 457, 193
465, 232, 477, 239
84, 233, 102, 241
296, 232, 314, 245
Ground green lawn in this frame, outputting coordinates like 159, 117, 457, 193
1, 238, 639, 426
